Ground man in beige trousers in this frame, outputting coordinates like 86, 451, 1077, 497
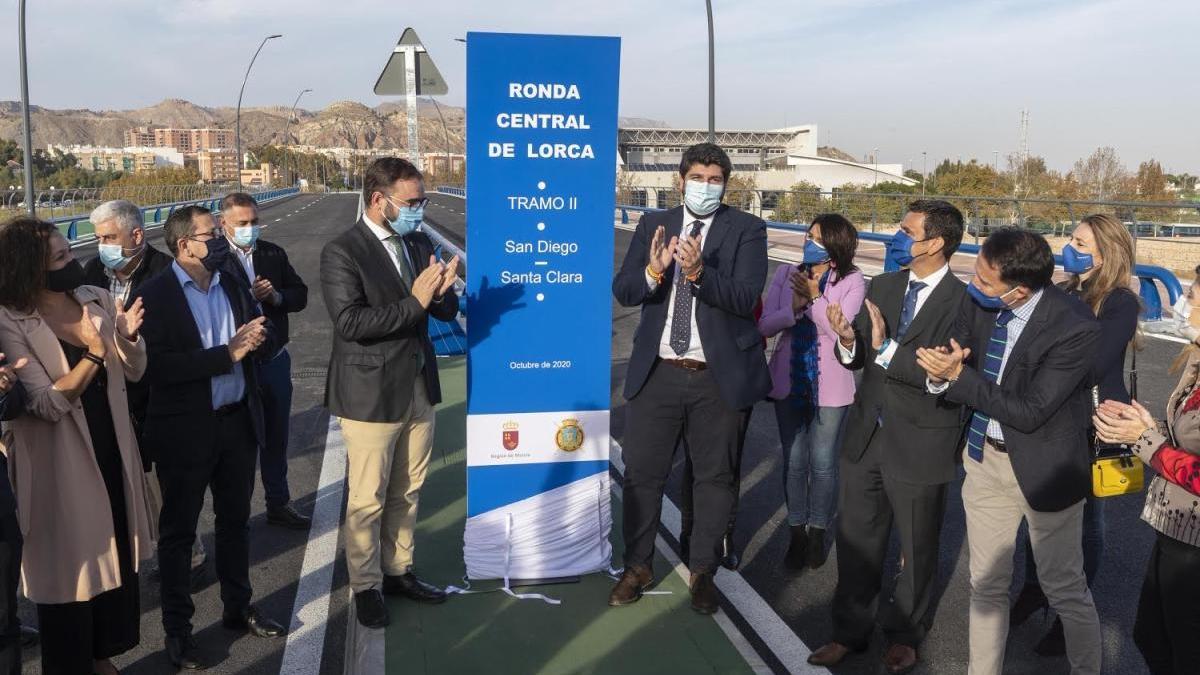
320, 157, 460, 629
918, 228, 1101, 675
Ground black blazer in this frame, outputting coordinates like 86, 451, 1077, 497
133, 265, 276, 462
221, 239, 308, 349
945, 284, 1100, 512
838, 269, 968, 485
613, 205, 771, 410
320, 219, 459, 423
83, 243, 174, 299
0, 376, 22, 518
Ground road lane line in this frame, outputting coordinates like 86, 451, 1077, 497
610, 440, 824, 675
279, 416, 347, 675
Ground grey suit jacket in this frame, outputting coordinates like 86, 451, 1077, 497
320, 219, 459, 423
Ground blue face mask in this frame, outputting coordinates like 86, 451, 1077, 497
231, 226, 260, 249
386, 199, 423, 236
683, 180, 723, 216
97, 243, 141, 271
802, 238, 830, 265
967, 281, 1018, 310
1061, 244, 1094, 274
889, 230, 927, 267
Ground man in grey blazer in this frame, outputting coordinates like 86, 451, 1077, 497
320, 157, 459, 629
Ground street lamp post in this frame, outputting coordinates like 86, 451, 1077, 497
282, 87, 312, 188
921, 151, 927, 197
236, 33, 282, 189
705, 0, 716, 143
17, 0, 36, 216
427, 96, 453, 183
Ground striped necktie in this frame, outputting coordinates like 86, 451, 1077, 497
965, 309, 1015, 462
896, 281, 926, 341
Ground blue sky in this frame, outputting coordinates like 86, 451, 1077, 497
3, 0, 1196, 173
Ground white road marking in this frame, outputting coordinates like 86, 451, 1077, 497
279, 417, 348, 675
610, 441, 825, 675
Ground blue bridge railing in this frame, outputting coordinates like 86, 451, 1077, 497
617, 204, 1182, 321
60, 187, 301, 244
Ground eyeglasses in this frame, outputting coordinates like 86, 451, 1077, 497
387, 196, 429, 209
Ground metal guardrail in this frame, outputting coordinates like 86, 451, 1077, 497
62, 187, 300, 247
617, 204, 1182, 320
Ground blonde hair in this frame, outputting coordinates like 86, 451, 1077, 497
1065, 214, 1136, 315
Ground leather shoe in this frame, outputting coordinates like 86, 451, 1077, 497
807, 642, 857, 667
882, 643, 918, 674
222, 606, 286, 638
806, 526, 828, 569
784, 525, 808, 571
720, 533, 740, 571
165, 634, 207, 671
18, 624, 37, 649
1034, 617, 1066, 657
354, 590, 390, 629
267, 503, 312, 530
1010, 583, 1048, 626
689, 572, 719, 614
608, 565, 652, 607
382, 572, 447, 604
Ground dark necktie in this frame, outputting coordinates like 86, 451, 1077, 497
668, 220, 705, 356
895, 280, 927, 341
386, 235, 415, 285
965, 309, 1015, 462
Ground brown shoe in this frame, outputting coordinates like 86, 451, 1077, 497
689, 572, 718, 614
882, 644, 918, 674
807, 642, 854, 667
608, 565, 653, 607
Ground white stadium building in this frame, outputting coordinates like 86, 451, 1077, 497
617, 125, 916, 210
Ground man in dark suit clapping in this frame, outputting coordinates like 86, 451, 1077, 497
135, 206, 286, 670
916, 228, 1101, 675
808, 200, 967, 674
609, 143, 771, 615
320, 157, 459, 630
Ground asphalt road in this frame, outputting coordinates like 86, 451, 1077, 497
16, 191, 1179, 674
424, 192, 1180, 675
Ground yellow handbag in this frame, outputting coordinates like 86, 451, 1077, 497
1092, 453, 1144, 497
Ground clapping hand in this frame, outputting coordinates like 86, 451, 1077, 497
115, 297, 144, 342
827, 303, 856, 347
79, 305, 107, 359
648, 226, 678, 277
435, 254, 460, 299
228, 316, 267, 363
673, 232, 703, 278
1094, 399, 1155, 445
252, 276, 278, 305
411, 257, 445, 309
791, 268, 813, 313
864, 300, 888, 350
0, 353, 27, 394
916, 339, 971, 383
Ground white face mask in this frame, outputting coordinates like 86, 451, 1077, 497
683, 180, 723, 216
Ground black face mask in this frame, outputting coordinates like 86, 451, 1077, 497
45, 258, 85, 293
200, 235, 230, 272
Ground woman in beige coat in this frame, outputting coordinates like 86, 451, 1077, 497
0, 218, 153, 675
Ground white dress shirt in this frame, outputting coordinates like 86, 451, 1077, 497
363, 214, 417, 279
836, 263, 951, 368
231, 240, 256, 283
645, 210, 716, 361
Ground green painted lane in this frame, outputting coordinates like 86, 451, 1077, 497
385, 356, 753, 675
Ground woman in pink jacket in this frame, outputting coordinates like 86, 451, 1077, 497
758, 214, 865, 570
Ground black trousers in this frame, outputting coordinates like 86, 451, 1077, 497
0, 509, 20, 675
832, 428, 947, 649
678, 410, 751, 557
622, 361, 748, 574
1134, 531, 1200, 675
156, 404, 258, 637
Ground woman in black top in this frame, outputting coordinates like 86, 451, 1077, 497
1010, 213, 1140, 654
